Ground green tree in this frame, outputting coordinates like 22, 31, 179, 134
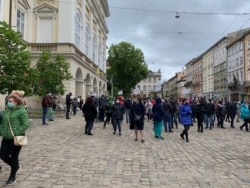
107, 42, 148, 97
34, 50, 72, 96
0, 21, 37, 95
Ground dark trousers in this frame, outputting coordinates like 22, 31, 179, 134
113, 119, 122, 133
42, 107, 48, 124
0, 139, 21, 178
218, 115, 225, 128
180, 125, 190, 141
197, 117, 203, 132
240, 120, 249, 131
230, 115, 236, 127
104, 113, 112, 127
85, 121, 94, 134
66, 104, 70, 118
98, 108, 105, 122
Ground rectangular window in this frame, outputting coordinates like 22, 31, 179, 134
38, 18, 53, 42
240, 56, 243, 65
153, 77, 157, 83
17, 9, 25, 38
148, 77, 151, 83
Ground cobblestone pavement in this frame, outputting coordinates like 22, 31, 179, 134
0, 113, 249, 188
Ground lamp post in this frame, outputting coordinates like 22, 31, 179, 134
9, 0, 13, 28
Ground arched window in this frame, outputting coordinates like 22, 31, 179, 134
85, 24, 90, 56
74, 13, 81, 48
92, 34, 97, 62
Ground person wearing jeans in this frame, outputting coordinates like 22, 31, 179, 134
204, 99, 215, 130
164, 113, 173, 132
124, 97, 132, 123
41, 91, 51, 125
111, 98, 125, 135
163, 99, 173, 132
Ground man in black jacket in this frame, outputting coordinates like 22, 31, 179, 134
124, 97, 132, 123
66, 92, 72, 119
204, 99, 215, 130
228, 101, 237, 128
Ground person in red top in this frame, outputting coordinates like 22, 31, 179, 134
118, 96, 124, 105
151, 98, 156, 105
41, 91, 51, 125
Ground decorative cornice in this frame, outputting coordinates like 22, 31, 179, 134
33, 3, 58, 19
17, 0, 31, 9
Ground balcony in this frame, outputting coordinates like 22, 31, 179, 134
191, 82, 200, 87
228, 81, 240, 91
244, 81, 250, 87
184, 81, 192, 87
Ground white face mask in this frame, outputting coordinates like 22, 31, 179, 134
116, 100, 119, 103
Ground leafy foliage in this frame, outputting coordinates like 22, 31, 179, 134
34, 51, 72, 96
0, 21, 37, 95
107, 42, 148, 97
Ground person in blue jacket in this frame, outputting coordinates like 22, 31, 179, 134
179, 98, 192, 142
239, 101, 250, 131
152, 97, 165, 139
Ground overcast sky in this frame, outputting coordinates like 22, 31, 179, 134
106, 0, 250, 81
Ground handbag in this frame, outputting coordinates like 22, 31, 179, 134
134, 114, 141, 122
8, 112, 28, 146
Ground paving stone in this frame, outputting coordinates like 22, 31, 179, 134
0, 114, 249, 187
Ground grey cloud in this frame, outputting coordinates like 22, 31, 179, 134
107, 0, 250, 79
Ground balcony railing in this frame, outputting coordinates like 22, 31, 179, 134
184, 81, 192, 87
244, 81, 250, 87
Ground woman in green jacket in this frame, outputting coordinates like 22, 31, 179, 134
0, 93, 30, 186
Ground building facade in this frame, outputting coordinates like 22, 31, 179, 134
176, 69, 186, 100
202, 48, 214, 100
213, 37, 228, 102
136, 70, 162, 99
0, 0, 109, 109
191, 56, 203, 100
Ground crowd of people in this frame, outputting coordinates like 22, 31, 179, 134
39, 91, 250, 140
75, 93, 250, 144
0, 89, 250, 186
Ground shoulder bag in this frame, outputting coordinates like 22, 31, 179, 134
8, 112, 28, 146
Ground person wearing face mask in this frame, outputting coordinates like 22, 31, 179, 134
179, 98, 192, 142
239, 100, 250, 132
0, 93, 30, 186
111, 97, 125, 135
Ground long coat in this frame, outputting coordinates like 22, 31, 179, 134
82, 103, 97, 122
179, 103, 192, 126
